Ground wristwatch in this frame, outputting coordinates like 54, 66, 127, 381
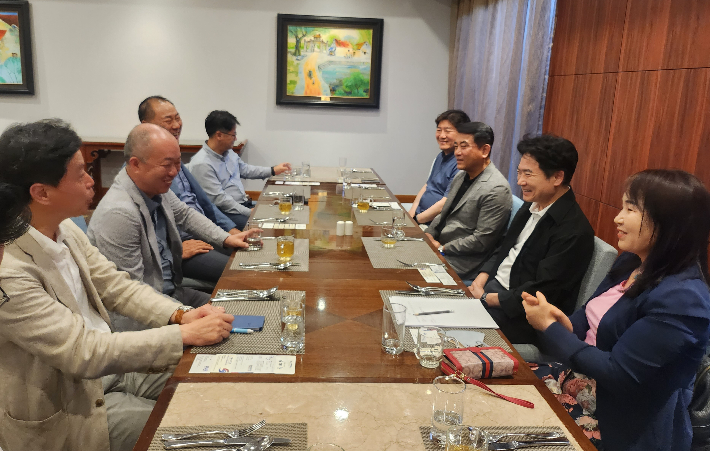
271, 166, 276, 176
173, 305, 194, 325
437, 245, 444, 254
480, 292, 488, 307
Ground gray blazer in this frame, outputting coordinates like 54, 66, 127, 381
426, 163, 512, 280
0, 220, 183, 451
88, 169, 230, 296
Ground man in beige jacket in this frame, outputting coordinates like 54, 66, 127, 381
0, 120, 239, 451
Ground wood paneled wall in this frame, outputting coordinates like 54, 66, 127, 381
543, 0, 710, 248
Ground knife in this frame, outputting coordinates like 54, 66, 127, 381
487, 439, 571, 450
163, 437, 291, 449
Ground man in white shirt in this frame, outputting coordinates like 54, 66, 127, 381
188, 110, 291, 230
470, 135, 594, 345
0, 119, 235, 451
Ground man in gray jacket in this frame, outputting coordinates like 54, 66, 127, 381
88, 123, 257, 330
426, 122, 512, 281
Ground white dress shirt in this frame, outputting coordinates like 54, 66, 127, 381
28, 225, 111, 333
494, 201, 554, 290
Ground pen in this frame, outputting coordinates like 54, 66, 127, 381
413, 310, 453, 316
231, 328, 254, 334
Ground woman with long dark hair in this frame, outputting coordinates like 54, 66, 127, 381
523, 169, 710, 451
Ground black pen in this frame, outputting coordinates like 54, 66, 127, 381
413, 310, 453, 316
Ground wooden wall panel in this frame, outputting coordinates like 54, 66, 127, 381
543, 74, 617, 200
549, 0, 627, 75
620, 0, 710, 71
603, 69, 710, 207
575, 194, 601, 235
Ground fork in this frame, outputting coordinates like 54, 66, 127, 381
161, 419, 266, 441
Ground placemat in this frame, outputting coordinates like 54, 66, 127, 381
230, 239, 309, 272
191, 290, 305, 355
150, 422, 308, 451
418, 426, 572, 451
271, 166, 340, 183
380, 291, 511, 352
362, 237, 441, 269
353, 208, 416, 227
253, 204, 310, 224
345, 186, 391, 200
262, 185, 312, 199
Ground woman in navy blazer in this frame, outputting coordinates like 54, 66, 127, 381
522, 169, 710, 451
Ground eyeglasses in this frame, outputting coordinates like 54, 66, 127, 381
220, 131, 237, 138
0, 286, 9, 304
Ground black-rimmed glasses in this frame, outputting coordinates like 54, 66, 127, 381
0, 286, 9, 304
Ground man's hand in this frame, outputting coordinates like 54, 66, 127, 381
179, 312, 235, 346
273, 162, 292, 175
180, 304, 227, 324
182, 240, 213, 259
228, 228, 241, 235
223, 228, 261, 249
468, 280, 485, 299
425, 233, 441, 249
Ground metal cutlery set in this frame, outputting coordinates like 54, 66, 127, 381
210, 287, 279, 302
238, 262, 300, 271
486, 431, 569, 450
394, 281, 466, 297
161, 420, 292, 450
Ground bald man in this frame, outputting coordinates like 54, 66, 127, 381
88, 124, 257, 331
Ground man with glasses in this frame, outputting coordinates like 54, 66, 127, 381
425, 122, 512, 281
469, 135, 594, 346
188, 110, 291, 230
139, 96, 239, 288
88, 123, 258, 331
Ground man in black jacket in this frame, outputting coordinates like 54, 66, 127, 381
469, 135, 594, 345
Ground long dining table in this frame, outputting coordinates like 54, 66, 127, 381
133, 168, 597, 451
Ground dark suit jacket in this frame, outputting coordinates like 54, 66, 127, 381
542, 253, 710, 451
480, 188, 594, 342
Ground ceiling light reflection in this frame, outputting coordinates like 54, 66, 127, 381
317, 299, 326, 311
334, 408, 349, 421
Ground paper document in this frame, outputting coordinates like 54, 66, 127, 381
389, 296, 498, 329
189, 354, 297, 374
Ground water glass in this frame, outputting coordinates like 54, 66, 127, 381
279, 195, 292, 215
341, 169, 353, 200
431, 375, 466, 443
382, 303, 406, 355
302, 161, 311, 178
245, 220, 263, 251
292, 166, 303, 181
381, 225, 398, 249
415, 326, 444, 368
292, 186, 305, 210
446, 426, 489, 451
392, 209, 406, 239
276, 235, 295, 262
280, 294, 305, 352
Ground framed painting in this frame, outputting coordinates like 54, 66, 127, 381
276, 14, 383, 109
0, 0, 34, 95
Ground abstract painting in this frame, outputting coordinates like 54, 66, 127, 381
0, 1, 34, 94
276, 14, 383, 108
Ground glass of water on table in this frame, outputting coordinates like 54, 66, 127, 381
281, 294, 305, 352
246, 220, 263, 251
431, 375, 466, 444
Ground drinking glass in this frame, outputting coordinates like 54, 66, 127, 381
415, 326, 444, 368
279, 195, 292, 215
276, 235, 295, 262
446, 426, 489, 451
381, 225, 398, 249
280, 294, 305, 352
431, 375, 466, 443
392, 209, 406, 239
357, 189, 370, 213
302, 161, 311, 178
382, 303, 406, 355
245, 220, 263, 251
292, 186, 305, 211
341, 169, 353, 200
283, 166, 292, 181
292, 166, 303, 182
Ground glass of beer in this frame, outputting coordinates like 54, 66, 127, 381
357, 189, 370, 213
276, 235, 295, 262
381, 225, 398, 249
279, 195, 292, 214
446, 426, 489, 451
